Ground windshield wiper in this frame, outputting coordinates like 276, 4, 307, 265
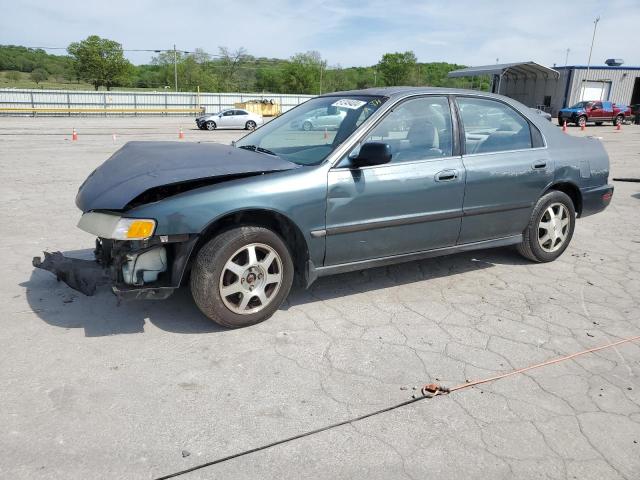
238, 145, 278, 157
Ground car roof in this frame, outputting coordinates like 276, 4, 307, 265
319, 86, 523, 102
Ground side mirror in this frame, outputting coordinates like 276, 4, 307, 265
351, 142, 392, 167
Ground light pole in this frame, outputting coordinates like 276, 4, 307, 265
564, 48, 570, 67
583, 16, 600, 100
152, 46, 190, 92
174, 44, 178, 92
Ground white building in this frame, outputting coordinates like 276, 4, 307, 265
448, 61, 640, 115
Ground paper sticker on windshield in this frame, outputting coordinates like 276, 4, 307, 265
331, 99, 367, 109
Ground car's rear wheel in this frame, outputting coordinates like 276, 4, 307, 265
245, 120, 257, 130
205, 121, 217, 130
302, 121, 313, 131
190, 226, 294, 328
517, 190, 576, 262
577, 116, 587, 127
614, 115, 624, 126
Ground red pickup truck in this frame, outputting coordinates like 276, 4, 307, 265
558, 101, 631, 127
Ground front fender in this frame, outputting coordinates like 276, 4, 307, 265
126, 166, 329, 266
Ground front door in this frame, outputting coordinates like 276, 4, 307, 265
325, 96, 465, 265
233, 110, 249, 128
590, 101, 606, 122
217, 110, 235, 128
455, 96, 553, 244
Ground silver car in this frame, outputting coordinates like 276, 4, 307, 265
196, 109, 264, 131
290, 106, 347, 131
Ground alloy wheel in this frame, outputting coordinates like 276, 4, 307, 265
537, 203, 570, 253
218, 243, 283, 315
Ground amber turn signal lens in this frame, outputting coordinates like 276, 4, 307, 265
126, 220, 155, 239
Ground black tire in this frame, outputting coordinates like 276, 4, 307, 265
190, 226, 294, 328
614, 115, 624, 126
245, 120, 257, 130
517, 190, 576, 263
577, 116, 587, 127
205, 120, 216, 130
302, 121, 313, 131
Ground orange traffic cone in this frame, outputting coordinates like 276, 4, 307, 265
562, 120, 567, 132
580, 122, 585, 131
178, 127, 185, 139
112, 133, 117, 143
615, 122, 621, 131
72, 128, 78, 141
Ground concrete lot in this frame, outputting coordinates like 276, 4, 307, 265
1, 116, 639, 479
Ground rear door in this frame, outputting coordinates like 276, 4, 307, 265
601, 102, 614, 121
233, 109, 250, 128
456, 96, 553, 244
325, 96, 466, 265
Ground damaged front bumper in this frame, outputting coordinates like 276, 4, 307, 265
33, 234, 199, 300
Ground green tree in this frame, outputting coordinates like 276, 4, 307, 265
67, 35, 131, 90
217, 46, 248, 91
377, 51, 417, 86
30, 68, 48, 84
282, 51, 324, 94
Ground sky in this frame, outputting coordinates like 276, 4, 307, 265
1, 0, 639, 68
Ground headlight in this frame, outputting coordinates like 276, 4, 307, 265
112, 218, 156, 240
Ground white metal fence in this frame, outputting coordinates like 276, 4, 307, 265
0, 89, 315, 116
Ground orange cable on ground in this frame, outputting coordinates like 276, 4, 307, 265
423, 334, 640, 396
157, 334, 640, 480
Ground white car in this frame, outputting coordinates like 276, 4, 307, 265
289, 107, 347, 131
196, 109, 264, 131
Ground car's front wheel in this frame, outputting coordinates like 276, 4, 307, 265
517, 190, 576, 262
577, 116, 587, 127
614, 115, 624, 126
245, 120, 257, 130
302, 121, 313, 131
205, 120, 217, 130
190, 226, 294, 328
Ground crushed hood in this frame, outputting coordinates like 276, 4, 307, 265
75, 141, 297, 212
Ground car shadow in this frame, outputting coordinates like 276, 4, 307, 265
23, 247, 526, 337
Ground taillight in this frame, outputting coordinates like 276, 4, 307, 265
602, 191, 613, 202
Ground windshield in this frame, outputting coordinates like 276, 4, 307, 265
569, 101, 592, 109
235, 95, 386, 166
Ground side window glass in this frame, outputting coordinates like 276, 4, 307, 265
224, 110, 234, 116
353, 96, 453, 164
457, 97, 532, 154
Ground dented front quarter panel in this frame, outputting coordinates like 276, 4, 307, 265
124, 165, 330, 267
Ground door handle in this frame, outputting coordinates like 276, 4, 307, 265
435, 169, 458, 182
532, 161, 547, 170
